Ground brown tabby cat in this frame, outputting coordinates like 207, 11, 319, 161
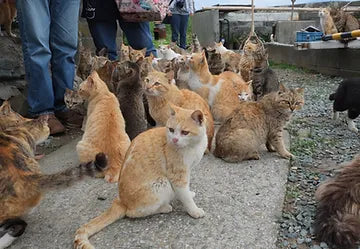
0, 101, 30, 130
0, 117, 107, 248
64, 89, 87, 116
144, 70, 214, 150
314, 155, 360, 249
188, 51, 251, 122
214, 86, 304, 162
111, 60, 147, 140
0, 0, 16, 37
74, 105, 207, 249
129, 46, 147, 62
76, 71, 131, 183
330, 8, 359, 33
251, 67, 279, 101
319, 8, 338, 35
239, 49, 255, 82
76, 48, 109, 82
204, 48, 225, 75
173, 55, 190, 89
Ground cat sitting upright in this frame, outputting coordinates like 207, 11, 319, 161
0, 0, 17, 37
329, 78, 360, 133
74, 105, 207, 249
158, 45, 181, 60
214, 85, 304, 163
319, 8, 338, 35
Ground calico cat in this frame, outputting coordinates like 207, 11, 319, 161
76, 71, 131, 183
144, 70, 214, 150
319, 8, 338, 35
129, 46, 147, 62
120, 43, 130, 62
214, 86, 304, 162
329, 78, 360, 133
0, 101, 30, 130
111, 60, 147, 140
314, 155, 360, 249
0, 0, 16, 37
188, 51, 251, 122
74, 105, 207, 249
251, 67, 280, 100
0, 117, 107, 249
205, 48, 225, 75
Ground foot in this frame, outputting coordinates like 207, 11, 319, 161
39, 114, 65, 135
55, 110, 84, 129
104, 169, 120, 183
158, 204, 173, 214
188, 207, 205, 219
280, 151, 295, 159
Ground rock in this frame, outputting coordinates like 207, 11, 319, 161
0, 37, 25, 80
282, 240, 289, 247
297, 238, 304, 244
311, 245, 321, 249
320, 242, 328, 248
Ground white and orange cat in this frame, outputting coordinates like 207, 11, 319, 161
188, 51, 252, 122
0, 0, 16, 37
76, 71, 131, 183
144, 70, 214, 150
74, 105, 207, 249
319, 8, 338, 35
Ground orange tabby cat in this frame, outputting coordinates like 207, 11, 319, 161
0, 0, 16, 37
144, 70, 214, 150
129, 46, 147, 62
74, 105, 207, 249
76, 71, 131, 183
188, 51, 251, 122
120, 43, 130, 61
0, 117, 107, 248
319, 8, 338, 35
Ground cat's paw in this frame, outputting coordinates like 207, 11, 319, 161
188, 207, 205, 219
158, 204, 173, 214
74, 233, 94, 249
104, 169, 120, 183
281, 152, 295, 159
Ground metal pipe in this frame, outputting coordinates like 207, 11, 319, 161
201, 6, 360, 12
322, 29, 360, 41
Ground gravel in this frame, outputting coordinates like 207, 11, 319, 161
274, 67, 360, 249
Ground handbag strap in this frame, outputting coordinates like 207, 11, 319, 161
168, 0, 174, 6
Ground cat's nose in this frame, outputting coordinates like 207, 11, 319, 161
172, 138, 178, 144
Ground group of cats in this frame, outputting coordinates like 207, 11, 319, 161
319, 6, 359, 35
0, 32, 305, 248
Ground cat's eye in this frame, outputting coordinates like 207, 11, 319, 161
181, 130, 189, 136
169, 128, 174, 133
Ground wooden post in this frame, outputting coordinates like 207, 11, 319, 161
291, 0, 296, 21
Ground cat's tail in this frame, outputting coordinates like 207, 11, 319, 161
74, 198, 126, 249
329, 93, 336, 101
31, 153, 108, 192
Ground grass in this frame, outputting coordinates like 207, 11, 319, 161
269, 61, 315, 74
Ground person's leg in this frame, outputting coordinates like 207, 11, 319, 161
16, 0, 53, 116
179, 14, 189, 49
171, 14, 180, 46
49, 0, 80, 112
87, 20, 118, 60
119, 21, 157, 56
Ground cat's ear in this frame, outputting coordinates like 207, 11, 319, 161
65, 88, 73, 94
169, 103, 176, 116
246, 80, 252, 86
141, 48, 147, 55
279, 83, 287, 93
0, 100, 11, 115
166, 70, 175, 83
87, 75, 96, 89
296, 88, 304, 94
191, 110, 204, 126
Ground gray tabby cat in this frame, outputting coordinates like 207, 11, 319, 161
251, 67, 280, 101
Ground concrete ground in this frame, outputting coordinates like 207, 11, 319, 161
10, 133, 290, 249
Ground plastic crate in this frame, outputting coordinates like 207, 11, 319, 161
296, 31, 323, 42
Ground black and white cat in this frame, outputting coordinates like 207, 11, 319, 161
0, 219, 27, 249
329, 78, 360, 133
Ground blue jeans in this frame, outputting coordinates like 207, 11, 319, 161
171, 14, 189, 49
87, 20, 157, 61
16, 0, 80, 116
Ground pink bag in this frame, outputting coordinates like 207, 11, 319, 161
115, 0, 169, 22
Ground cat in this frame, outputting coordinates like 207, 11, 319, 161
0, 0, 16, 37
191, 33, 202, 53
111, 60, 147, 140
74, 105, 207, 249
158, 45, 181, 60
64, 89, 88, 131
120, 43, 130, 62
76, 71, 131, 183
173, 55, 190, 89
204, 48, 225, 75
251, 67, 280, 101
319, 8, 338, 35
239, 49, 255, 82
0, 117, 108, 249
129, 46, 147, 62
214, 86, 304, 163
0, 101, 30, 130
188, 51, 251, 122
76, 48, 109, 81
223, 51, 242, 73
330, 8, 359, 33
329, 78, 360, 133
314, 155, 360, 249
144, 70, 214, 150
169, 42, 187, 55
214, 41, 231, 54
220, 71, 253, 101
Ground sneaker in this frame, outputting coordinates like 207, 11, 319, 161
55, 110, 84, 128
40, 114, 65, 135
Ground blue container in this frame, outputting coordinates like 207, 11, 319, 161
296, 31, 323, 42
